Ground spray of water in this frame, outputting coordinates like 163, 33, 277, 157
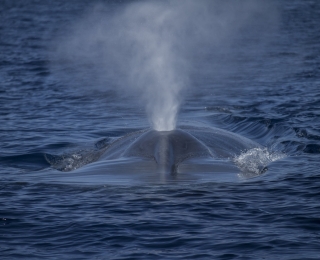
234, 147, 286, 178
51, 0, 277, 131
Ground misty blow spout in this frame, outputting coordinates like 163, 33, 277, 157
152, 118, 176, 132
149, 95, 179, 131
53, 0, 278, 139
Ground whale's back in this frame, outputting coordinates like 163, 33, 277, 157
121, 130, 212, 173
46, 127, 262, 175
101, 127, 261, 174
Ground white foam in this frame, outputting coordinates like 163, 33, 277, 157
234, 148, 286, 178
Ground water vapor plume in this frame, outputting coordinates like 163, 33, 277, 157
51, 0, 278, 131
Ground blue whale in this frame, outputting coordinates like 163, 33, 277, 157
45, 126, 262, 176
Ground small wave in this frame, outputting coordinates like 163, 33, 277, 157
45, 149, 104, 172
303, 144, 320, 154
234, 148, 286, 178
45, 138, 110, 172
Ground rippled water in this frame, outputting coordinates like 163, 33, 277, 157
1, 0, 320, 259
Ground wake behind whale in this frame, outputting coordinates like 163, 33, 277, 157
44, 126, 283, 183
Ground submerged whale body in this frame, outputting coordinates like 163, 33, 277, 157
102, 129, 213, 174
46, 126, 264, 176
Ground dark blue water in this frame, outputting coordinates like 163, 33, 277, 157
1, 0, 320, 259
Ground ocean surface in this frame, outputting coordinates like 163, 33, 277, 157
1, 0, 320, 259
